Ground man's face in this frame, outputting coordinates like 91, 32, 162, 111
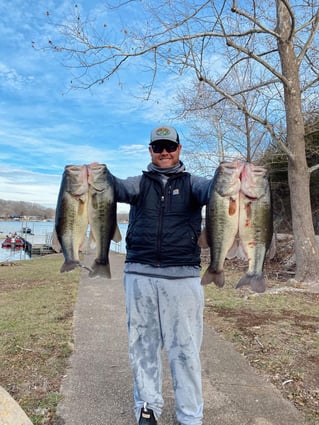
149, 141, 182, 168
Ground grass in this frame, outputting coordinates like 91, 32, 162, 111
0, 253, 318, 424
203, 260, 319, 424
0, 254, 79, 424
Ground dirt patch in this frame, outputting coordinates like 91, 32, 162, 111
203, 238, 319, 424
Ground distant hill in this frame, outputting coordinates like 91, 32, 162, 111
0, 199, 55, 220
0, 199, 129, 223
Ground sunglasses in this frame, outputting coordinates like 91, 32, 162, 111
150, 142, 178, 153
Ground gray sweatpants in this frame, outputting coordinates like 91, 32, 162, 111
124, 273, 204, 425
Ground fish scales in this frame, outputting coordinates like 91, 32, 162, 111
201, 161, 244, 287
55, 165, 89, 273
87, 163, 118, 278
236, 163, 273, 292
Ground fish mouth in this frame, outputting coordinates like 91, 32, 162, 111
220, 161, 243, 172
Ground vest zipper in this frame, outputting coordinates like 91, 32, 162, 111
156, 194, 165, 265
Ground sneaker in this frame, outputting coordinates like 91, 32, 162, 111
139, 403, 157, 425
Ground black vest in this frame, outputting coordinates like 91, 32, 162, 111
125, 171, 202, 267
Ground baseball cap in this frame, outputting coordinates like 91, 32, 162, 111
150, 126, 180, 144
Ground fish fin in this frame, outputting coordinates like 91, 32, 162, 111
112, 224, 122, 243
51, 229, 61, 253
226, 238, 247, 260
89, 260, 111, 279
201, 267, 225, 287
226, 237, 239, 259
60, 260, 81, 273
198, 228, 209, 249
79, 264, 94, 273
236, 273, 266, 293
88, 229, 96, 249
79, 236, 89, 253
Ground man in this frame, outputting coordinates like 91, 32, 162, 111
114, 126, 212, 425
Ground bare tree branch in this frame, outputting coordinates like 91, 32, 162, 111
198, 74, 294, 160
225, 38, 290, 87
297, 7, 319, 63
231, 0, 281, 39
309, 163, 319, 174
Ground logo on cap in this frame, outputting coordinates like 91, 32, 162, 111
155, 127, 171, 136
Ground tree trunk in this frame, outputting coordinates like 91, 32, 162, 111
277, 0, 319, 282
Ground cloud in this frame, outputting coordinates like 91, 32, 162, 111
0, 167, 61, 207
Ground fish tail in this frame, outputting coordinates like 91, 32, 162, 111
60, 260, 81, 273
236, 273, 266, 293
201, 267, 225, 287
89, 260, 111, 279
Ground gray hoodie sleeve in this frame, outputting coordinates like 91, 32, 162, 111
113, 175, 142, 204
113, 173, 211, 205
190, 175, 213, 206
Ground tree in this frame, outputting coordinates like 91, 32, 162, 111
44, 0, 319, 284
176, 60, 271, 169
260, 116, 319, 232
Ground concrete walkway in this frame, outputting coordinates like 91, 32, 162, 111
56, 252, 307, 425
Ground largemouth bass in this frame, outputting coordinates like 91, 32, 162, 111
87, 163, 121, 278
55, 165, 89, 273
236, 163, 273, 293
201, 161, 244, 287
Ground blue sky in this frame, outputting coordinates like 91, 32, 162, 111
0, 1, 189, 213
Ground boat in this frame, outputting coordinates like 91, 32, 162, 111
1, 236, 25, 249
22, 227, 32, 234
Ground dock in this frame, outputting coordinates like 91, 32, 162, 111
2, 232, 57, 257
23, 239, 55, 256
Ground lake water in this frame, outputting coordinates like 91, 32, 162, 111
0, 221, 128, 263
